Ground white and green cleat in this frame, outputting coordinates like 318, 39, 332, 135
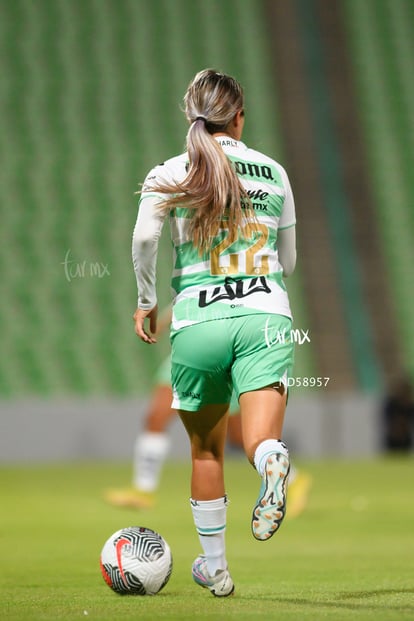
191, 555, 235, 597
252, 452, 290, 541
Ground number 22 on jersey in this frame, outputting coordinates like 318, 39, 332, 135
210, 221, 270, 276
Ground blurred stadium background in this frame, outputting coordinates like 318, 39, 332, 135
1, 0, 413, 461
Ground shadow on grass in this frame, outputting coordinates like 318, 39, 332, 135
239, 588, 414, 613
336, 588, 414, 600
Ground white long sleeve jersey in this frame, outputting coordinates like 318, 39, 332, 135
132, 136, 296, 332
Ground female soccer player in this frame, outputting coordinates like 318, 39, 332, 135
132, 69, 296, 597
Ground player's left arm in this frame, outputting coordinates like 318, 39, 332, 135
132, 193, 166, 343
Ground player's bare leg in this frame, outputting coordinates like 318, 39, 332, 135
239, 385, 290, 541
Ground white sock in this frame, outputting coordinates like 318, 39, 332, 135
190, 496, 228, 576
133, 432, 170, 492
253, 439, 289, 476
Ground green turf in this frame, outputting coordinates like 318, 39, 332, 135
1, 457, 413, 620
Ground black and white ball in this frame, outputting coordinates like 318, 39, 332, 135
100, 526, 173, 595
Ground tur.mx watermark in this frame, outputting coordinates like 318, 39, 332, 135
61, 249, 110, 283
262, 318, 311, 347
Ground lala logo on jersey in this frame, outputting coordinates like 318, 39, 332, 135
198, 276, 271, 307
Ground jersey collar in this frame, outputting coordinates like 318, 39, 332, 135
214, 136, 248, 150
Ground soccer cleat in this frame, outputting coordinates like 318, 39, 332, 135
287, 471, 313, 519
191, 555, 235, 597
103, 487, 155, 509
251, 452, 290, 541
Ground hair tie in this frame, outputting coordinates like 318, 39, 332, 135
195, 116, 207, 123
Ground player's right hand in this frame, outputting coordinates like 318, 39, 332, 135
133, 306, 158, 344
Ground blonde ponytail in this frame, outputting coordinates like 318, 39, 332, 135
148, 70, 252, 252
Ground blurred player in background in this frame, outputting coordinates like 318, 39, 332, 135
104, 306, 247, 509
104, 354, 246, 509
132, 69, 301, 596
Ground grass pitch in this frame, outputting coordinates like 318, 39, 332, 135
1, 457, 413, 620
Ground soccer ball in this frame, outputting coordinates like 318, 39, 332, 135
100, 526, 173, 595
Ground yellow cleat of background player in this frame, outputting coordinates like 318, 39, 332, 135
287, 471, 313, 519
104, 487, 155, 510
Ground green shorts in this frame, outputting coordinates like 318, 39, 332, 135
156, 354, 240, 413
171, 314, 294, 412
